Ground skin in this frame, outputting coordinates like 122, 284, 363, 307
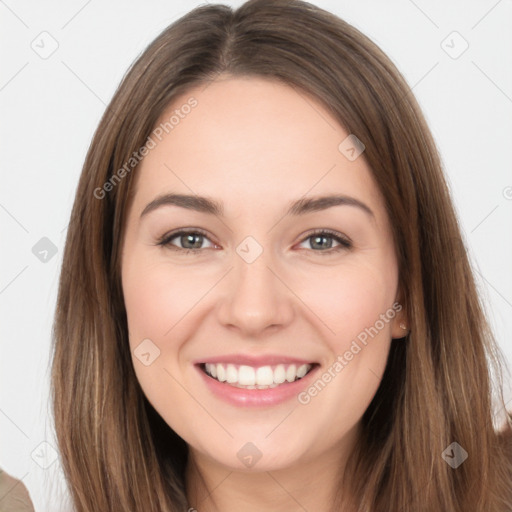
120, 75, 408, 512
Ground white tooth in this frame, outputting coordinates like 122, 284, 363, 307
297, 364, 309, 378
226, 364, 238, 383
256, 366, 274, 386
209, 362, 312, 387
285, 364, 297, 382
238, 365, 256, 385
273, 364, 286, 384
216, 364, 226, 382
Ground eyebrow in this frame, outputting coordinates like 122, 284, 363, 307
140, 193, 374, 219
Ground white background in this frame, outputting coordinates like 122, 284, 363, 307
1, 0, 511, 510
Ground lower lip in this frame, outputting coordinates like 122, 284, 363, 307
196, 364, 320, 407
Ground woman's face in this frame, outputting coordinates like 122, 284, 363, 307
121, 76, 406, 472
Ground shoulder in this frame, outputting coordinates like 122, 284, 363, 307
0, 468, 35, 512
496, 419, 512, 452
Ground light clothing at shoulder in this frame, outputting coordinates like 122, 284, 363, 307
0, 468, 35, 512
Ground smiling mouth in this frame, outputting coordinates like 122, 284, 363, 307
199, 362, 318, 389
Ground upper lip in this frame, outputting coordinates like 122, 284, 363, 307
194, 354, 318, 367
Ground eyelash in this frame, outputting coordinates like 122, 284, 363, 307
156, 228, 352, 255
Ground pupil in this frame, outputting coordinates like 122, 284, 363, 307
179, 234, 333, 250
183, 234, 203, 249
312, 235, 331, 250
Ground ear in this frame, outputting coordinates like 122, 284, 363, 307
390, 288, 409, 339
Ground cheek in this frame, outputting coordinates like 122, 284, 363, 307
293, 261, 397, 433
122, 254, 212, 344
297, 257, 398, 348
122, 264, 169, 342
121, 253, 207, 427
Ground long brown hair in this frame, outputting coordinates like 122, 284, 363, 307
51, 0, 512, 510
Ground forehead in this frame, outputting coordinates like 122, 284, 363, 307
130, 76, 383, 219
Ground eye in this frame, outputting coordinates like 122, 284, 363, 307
157, 229, 217, 253
296, 229, 352, 254
156, 228, 352, 255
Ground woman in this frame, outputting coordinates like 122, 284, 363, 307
51, 0, 512, 510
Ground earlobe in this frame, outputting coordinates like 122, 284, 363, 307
398, 320, 410, 337
391, 316, 410, 339
392, 294, 409, 339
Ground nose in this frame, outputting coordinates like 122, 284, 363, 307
216, 247, 295, 337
